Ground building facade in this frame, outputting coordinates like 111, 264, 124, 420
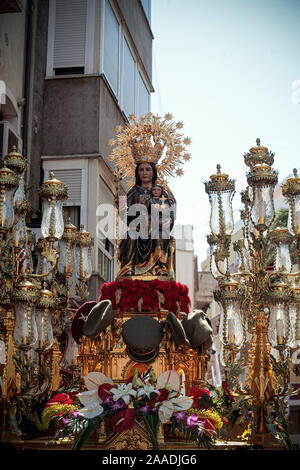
1, 0, 154, 299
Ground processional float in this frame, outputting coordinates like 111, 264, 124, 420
0, 114, 218, 451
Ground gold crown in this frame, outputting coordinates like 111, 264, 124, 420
109, 113, 191, 184
129, 124, 167, 165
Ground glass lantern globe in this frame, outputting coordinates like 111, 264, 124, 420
75, 225, 93, 280
13, 210, 28, 250
34, 287, 56, 351
269, 224, 293, 273
247, 163, 277, 232
0, 167, 18, 230
281, 169, 300, 237
57, 218, 77, 276
204, 165, 235, 237
214, 279, 244, 350
39, 172, 68, 240
266, 280, 291, 348
3, 146, 27, 209
13, 280, 38, 350
62, 329, 80, 368
288, 281, 300, 349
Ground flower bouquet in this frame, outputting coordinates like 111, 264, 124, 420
34, 369, 226, 450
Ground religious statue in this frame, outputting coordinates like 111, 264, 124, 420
108, 113, 191, 279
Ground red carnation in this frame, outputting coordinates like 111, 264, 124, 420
45, 393, 73, 407
111, 408, 136, 433
189, 386, 210, 407
98, 383, 116, 401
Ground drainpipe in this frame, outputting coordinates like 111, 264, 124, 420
22, 0, 33, 159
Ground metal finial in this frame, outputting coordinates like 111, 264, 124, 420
216, 164, 221, 173
293, 168, 298, 178
256, 138, 261, 147
50, 171, 55, 179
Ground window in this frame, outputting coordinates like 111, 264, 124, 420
103, 0, 120, 96
101, 0, 151, 118
137, 73, 150, 118
122, 38, 136, 117
98, 242, 114, 282
47, 0, 95, 76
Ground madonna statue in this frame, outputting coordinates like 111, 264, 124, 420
117, 161, 175, 278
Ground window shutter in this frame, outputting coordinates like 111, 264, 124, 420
53, 0, 87, 69
103, 0, 119, 96
50, 169, 82, 205
122, 38, 136, 117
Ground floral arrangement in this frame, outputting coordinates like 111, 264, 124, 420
99, 279, 191, 314
34, 369, 227, 450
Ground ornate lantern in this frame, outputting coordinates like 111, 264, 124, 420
34, 286, 56, 351
57, 217, 77, 277
214, 278, 244, 352
269, 223, 293, 273
12, 200, 30, 250
204, 164, 235, 237
75, 225, 93, 281
289, 278, 300, 349
247, 162, 278, 232
282, 168, 300, 238
0, 166, 18, 230
4, 146, 27, 209
265, 280, 292, 349
39, 172, 68, 240
13, 279, 39, 351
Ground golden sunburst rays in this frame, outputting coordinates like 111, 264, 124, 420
108, 112, 192, 186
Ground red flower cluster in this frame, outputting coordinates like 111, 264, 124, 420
189, 386, 210, 408
111, 409, 136, 433
99, 279, 191, 314
45, 393, 73, 407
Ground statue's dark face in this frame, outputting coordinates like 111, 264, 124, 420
138, 163, 153, 185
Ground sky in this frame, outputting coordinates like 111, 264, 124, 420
150, 0, 300, 266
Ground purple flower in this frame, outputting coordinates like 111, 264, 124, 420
103, 396, 114, 407
173, 411, 186, 422
186, 414, 198, 429
111, 399, 125, 411
62, 416, 69, 425
72, 411, 79, 417
140, 404, 151, 414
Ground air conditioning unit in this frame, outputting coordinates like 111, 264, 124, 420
0, 120, 22, 158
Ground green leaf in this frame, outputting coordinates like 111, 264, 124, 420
142, 414, 159, 450
72, 412, 108, 450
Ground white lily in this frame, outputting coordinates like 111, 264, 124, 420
111, 382, 137, 405
136, 382, 159, 399
157, 396, 193, 424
